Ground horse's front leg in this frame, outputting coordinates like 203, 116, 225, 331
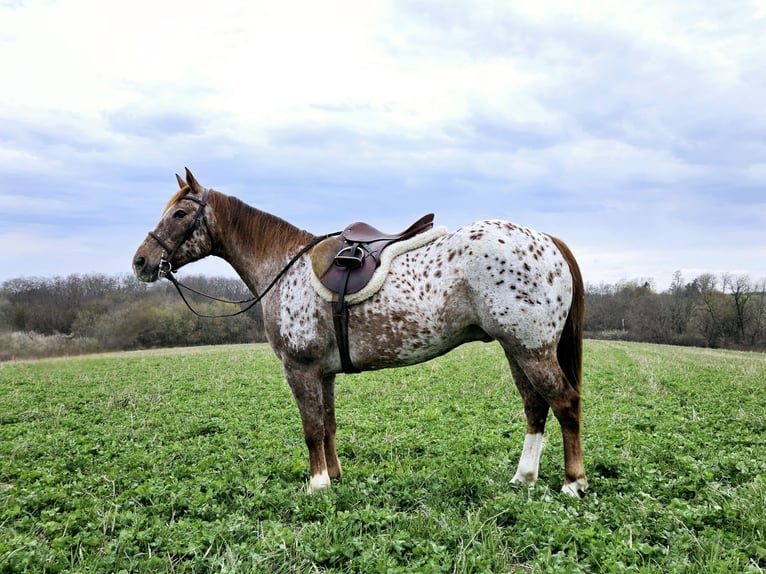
322, 374, 342, 480
284, 362, 331, 492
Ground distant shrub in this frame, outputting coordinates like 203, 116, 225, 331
0, 331, 102, 361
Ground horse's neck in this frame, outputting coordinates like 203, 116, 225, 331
211, 191, 314, 292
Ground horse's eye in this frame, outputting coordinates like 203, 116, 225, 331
173, 209, 187, 219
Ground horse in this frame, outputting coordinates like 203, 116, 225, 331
132, 169, 588, 497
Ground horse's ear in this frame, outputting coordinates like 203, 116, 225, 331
175, 173, 185, 189
184, 167, 202, 194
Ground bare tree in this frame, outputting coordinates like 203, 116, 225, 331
748, 279, 766, 347
667, 271, 698, 337
689, 274, 720, 347
722, 273, 755, 346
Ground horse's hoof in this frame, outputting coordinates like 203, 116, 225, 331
561, 478, 587, 498
308, 470, 331, 493
511, 472, 537, 486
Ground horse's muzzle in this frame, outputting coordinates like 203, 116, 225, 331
132, 252, 159, 283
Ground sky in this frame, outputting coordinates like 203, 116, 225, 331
1, 0, 764, 291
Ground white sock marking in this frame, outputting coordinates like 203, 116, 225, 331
308, 469, 331, 493
512, 433, 545, 485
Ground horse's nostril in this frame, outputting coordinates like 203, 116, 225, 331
134, 256, 146, 269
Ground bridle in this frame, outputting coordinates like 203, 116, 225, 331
148, 189, 213, 278
146, 188, 341, 318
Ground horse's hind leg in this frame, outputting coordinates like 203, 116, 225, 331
507, 358, 550, 486
506, 345, 587, 497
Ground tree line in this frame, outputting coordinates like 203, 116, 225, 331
586, 271, 766, 350
0, 274, 265, 360
1, 270, 765, 360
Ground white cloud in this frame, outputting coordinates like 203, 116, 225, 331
0, 0, 765, 287
0, 146, 51, 173
0, 194, 68, 212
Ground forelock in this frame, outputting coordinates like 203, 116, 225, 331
163, 186, 191, 214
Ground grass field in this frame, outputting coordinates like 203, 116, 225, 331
1, 340, 765, 573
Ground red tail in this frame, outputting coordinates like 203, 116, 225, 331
549, 236, 584, 395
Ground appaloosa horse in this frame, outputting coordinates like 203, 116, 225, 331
132, 169, 587, 497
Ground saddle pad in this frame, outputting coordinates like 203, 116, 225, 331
310, 226, 447, 305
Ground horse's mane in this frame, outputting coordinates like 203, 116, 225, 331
218, 193, 314, 259
162, 185, 314, 258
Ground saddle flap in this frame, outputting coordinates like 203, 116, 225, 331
311, 237, 379, 295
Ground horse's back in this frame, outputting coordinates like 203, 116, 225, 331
349, 220, 574, 363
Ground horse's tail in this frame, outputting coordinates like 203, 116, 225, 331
549, 236, 584, 396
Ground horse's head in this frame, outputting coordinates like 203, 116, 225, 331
132, 168, 215, 282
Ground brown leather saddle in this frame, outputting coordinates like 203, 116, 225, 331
315, 213, 435, 373
318, 213, 435, 296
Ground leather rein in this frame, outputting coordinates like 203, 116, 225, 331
147, 190, 341, 318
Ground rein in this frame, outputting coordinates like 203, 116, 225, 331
161, 232, 341, 318
146, 192, 341, 318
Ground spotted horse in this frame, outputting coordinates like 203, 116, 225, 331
132, 169, 588, 497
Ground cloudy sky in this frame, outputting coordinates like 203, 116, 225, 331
1, 0, 764, 290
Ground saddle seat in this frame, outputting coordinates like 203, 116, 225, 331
342, 214, 435, 243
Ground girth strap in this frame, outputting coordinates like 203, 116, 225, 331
332, 269, 361, 374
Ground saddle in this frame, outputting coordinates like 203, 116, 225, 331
315, 213, 435, 296
311, 213, 435, 374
